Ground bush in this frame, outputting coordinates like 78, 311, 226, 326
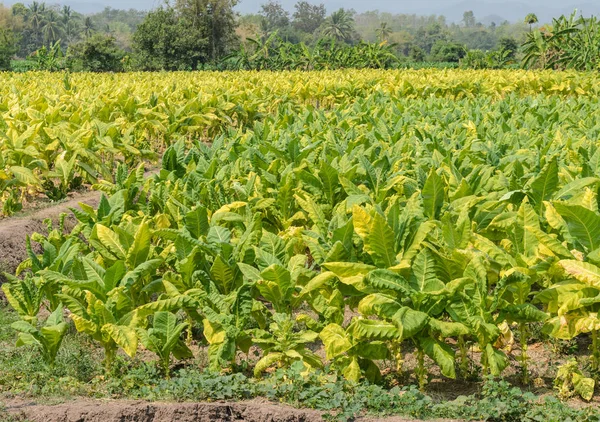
67, 35, 125, 72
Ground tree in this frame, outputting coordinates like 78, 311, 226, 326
415, 23, 447, 54
67, 34, 124, 72
175, 0, 239, 62
376, 22, 392, 42
27, 1, 46, 45
322, 8, 355, 42
498, 36, 518, 59
61, 6, 80, 44
462, 11, 476, 28
259, 1, 290, 33
133, 6, 206, 70
429, 40, 466, 62
41, 10, 62, 45
0, 5, 21, 69
83, 17, 94, 38
292, 1, 325, 34
524, 13, 538, 32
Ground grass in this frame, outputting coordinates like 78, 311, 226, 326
1, 303, 599, 421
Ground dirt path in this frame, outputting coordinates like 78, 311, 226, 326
0, 189, 101, 281
3, 399, 323, 422
2, 398, 461, 422
0, 169, 160, 283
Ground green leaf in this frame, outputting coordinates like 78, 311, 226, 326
185, 207, 209, 238
497, 304, 548, 324
554, 203, 600, 251
365, 270, 413, 294
96, 224, 127, 260
421, 337, 456, 379
320, 324, 352, 360
358, 294, 402, 319
353, 206, 397, 268
261, 264, 293, 300
410, 249, 444, 293
211, 256, 235, 294
422, 169, 445, 220
528, 158, 558, 209
102, 324, 138, 357
428, 318, 469, 337
485, 343, 508, 376
207, 226, 231, 245
348, 319, 399, 341
127, 220, 151, 269
391, 307, 429, 338
558, 260, 600, 287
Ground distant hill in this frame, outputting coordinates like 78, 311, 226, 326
1, 0, 600, 23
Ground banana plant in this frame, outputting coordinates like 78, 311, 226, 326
137, 311, 193, 377
10, 305, 68, 367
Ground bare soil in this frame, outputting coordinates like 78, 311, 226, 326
1, 398, 461, 422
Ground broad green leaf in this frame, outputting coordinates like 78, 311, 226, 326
353, 206, 397, 268
421, 337, 456, 379
422, 169, 445, 220
554, 203, 600, 251
320, 324, 352, 359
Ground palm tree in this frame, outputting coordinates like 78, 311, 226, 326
524, 13, 538, 32
61, 6, 79, 44
376, 22, 392, 42
42, 10, 63, 45
28, 1, 46, 30
322, 9, 354, 42
83, 17, 94, 38
28, 1, 46, 44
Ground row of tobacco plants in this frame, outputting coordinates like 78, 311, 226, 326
3, 70, 600, 402
1, 69, 599, 216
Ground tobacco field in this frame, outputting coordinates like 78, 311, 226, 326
3, 69, 600, 419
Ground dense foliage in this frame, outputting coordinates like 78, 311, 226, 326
2, 69, 599, 216
3, 71, 600, 406
0, 0, 551, 72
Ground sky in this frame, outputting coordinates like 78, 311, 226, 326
2, 0, 599, 23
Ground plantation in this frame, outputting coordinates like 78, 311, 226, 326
3, 69, 600, 421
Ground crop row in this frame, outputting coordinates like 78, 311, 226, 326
2, 70, 600, 215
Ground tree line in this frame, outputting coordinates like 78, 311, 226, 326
0, 1, 596, 72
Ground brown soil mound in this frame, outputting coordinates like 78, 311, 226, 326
3, 399, 325, 422
0, 190, 101, 283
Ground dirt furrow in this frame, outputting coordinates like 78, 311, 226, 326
0, 190, 102, 282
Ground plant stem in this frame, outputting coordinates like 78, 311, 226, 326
416, 347, 426, 392
480, 343, 489, 378
520, 322, 529, 385
104, 345, 115, 373
592, 330, 599, 372
186, 316, 193, 346
458, 335, 469, 379
391, 341, 403, 372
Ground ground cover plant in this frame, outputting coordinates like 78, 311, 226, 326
3, 69, 600, 420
